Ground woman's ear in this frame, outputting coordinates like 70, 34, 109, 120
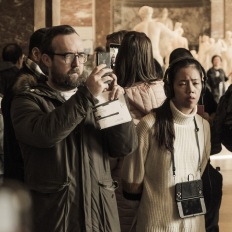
42, 54, 52, 68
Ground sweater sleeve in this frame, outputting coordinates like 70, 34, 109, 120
121, 113, 155, 195
201, 118, 211, 175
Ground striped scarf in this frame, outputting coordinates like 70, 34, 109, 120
24, 57, 47, 80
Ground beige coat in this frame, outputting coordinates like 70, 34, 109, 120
111, 80, 166, 232
125, 81, 166, 125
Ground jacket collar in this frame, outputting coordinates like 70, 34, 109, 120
24, 57, 46, 80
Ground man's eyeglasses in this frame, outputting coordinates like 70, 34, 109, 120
51, 52, 88, 64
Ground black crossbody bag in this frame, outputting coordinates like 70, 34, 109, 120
172, 117, 206, 218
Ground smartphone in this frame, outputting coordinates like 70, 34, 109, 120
96, 52, 111, 68
96, 52, 112, 82
109, 43, 120, 69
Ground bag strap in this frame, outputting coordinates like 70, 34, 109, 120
194, 117, 202, 173
171, 117, 201, 179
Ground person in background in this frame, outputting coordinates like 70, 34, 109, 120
0, 180, 32, 232
122, 48, 210, 232
224, 71, 232, 90
199, 85, 218, 125
115, 31, 166, 125
0, 43, 23, 95
94, 46, 106, 53
106, 29, 134, 232
105, 30, 128, 52
2, 28, 49, 183
10, 25, 137, 232
176, 49, 222, 232
154, 58, 164, 80
106, 30, 128, 72
0, 43, 24, 182
91, 46, 106, 70
207, 55, 228, 103
0, 95, 3, 184
112, 31, 166, 232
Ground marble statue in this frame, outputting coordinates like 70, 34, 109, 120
133, 6, 177, 67
159, 22, 188, 68
154, 8, 174, 30
190, 50, 198, 60
198, 35, 211, 70
171, 23, 188, 50
221, 31, 232, 75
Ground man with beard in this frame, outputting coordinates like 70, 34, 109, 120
10, 25, 138, 232
2, 27, 49, 182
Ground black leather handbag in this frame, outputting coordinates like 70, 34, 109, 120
172, 117, 207, 219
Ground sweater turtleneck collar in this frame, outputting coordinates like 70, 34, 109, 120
170, 100, 197, 125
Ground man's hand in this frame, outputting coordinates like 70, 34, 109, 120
85, 64, 113, 97
108, 82, 125, 100
85, 64, 125, 100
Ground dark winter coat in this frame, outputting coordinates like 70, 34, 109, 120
10, 75, 138, 232
211, 84, 232, 154
2, 62, 47, 182
207, 67, 227, 103
0, 61, 20, 95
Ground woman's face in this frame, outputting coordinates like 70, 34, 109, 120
172, 65, 202, 114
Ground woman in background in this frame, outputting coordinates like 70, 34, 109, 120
115, 31, 166, 125
207, 55, 228, 103
112, 31, 166, 231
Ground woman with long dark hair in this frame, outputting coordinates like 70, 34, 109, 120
111, 31, 166, 232
115, 31, 166, 125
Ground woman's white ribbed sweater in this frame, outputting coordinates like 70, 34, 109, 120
122, 101, 211, 232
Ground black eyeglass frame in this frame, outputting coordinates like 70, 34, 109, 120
50, 52, 88, 64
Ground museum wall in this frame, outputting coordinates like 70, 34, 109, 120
0, 0, 34, 56
0, 0, 231, 59
224, 0, 232, 32
60, 0, 111, 53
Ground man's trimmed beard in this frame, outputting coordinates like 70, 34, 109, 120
50, 67, 86, 90
39, 61, 49, 76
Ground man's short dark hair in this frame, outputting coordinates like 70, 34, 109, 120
28, 27, 50, 55
2, 43, 23, 64
40, 25, 78, 55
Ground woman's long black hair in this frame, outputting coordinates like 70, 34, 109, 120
114, 31, 158, 87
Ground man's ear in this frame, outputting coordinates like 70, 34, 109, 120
16, 55, 24, 69
31, 47, 41, 63
42, 54, 52, 68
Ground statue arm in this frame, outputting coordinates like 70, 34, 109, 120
160, 23, 177, 39
184, 38, 189, 49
